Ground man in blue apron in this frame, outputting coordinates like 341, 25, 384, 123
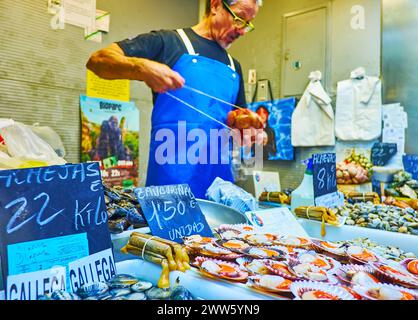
87, 0, 261, 198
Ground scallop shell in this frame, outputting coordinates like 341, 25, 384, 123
287, 260, 339, 284
273, 236, 313, 249
236, 257, 270, 275
269, 245, 307, 257
193, 256, 248, 282
241, 246, 285, 260
183, 235, 214, 249
346, 246, 380, 265
336, 264, 379, 286
290, 281, 355, 300
352, 283, 418, 300
311, 239, 349, 261
289, 251, 342, 274
263, 260, 300, 281
371, 261, 418, 289
247, 275, 293, 293
187, 241, 243, 260
215, 239, 251, 253
400, 258, 418, 278
240, 233, 278, 246
216, 223, 259, 233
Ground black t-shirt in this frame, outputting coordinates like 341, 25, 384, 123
117, 28, 246, 106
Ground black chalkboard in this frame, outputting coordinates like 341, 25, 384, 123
403, 154, 418, 180
134, 184, 213, 243
371, 143, 397, 166
0, 163, 114, 299
312, 153, 341, 207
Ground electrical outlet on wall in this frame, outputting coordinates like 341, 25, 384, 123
248, 69, 257, 85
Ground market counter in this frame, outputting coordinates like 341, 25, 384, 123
116, 258, 287, 300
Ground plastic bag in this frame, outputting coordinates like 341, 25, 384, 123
0, 119, 66, 167
206, 177, 258, 214
28, 123, 66, 158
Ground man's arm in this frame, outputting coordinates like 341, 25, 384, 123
86, 43, 185, 93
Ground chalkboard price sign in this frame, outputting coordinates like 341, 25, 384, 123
0, 163, 114, 300
371, 143, 397, 166
134, 184, 213, 243
312, 153, 342, 208
403, 154, 418, 180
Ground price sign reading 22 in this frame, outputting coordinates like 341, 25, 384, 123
134, 184, 213, 243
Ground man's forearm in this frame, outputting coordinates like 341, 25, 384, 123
86, 43, 146, 81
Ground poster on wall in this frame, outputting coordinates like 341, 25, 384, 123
80, 95, 140, 187
246, 97, 296, 161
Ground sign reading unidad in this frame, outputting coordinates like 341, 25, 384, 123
134, 184, 213, 243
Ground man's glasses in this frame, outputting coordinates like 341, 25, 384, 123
222, 1, 255, 33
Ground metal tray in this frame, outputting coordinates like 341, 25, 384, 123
197, 199, 249, 228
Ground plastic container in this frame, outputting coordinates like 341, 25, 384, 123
290, 158, 315, 213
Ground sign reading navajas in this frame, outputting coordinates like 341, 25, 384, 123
0, 163, 115, 300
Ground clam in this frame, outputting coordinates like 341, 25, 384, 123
131, 280, 153, 292
124, 292, 147, 300
76, 282, 109, 299
145, 287, 172, 300
110, 288, 132, 298
107, 274, 139, 289
170, 286, 195, 300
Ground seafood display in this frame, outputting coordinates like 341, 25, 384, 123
385, 171, 418, 199
121, 232, 190, 288
341, 202, 418, 235
104, 184, 147, 234
185, 224, 418, 300
344, 192, 380, 205
335, 238, 415, 262
38, 274, 195, 300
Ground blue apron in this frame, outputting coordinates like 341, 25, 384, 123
146, 29, 240, 198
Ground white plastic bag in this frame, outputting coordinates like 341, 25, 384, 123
28, 123, 66, 157
0, 119, 66, 166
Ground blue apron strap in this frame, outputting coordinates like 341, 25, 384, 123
176, 29, 198, 56
176, 28, 236, 71
227, 54, 236, 72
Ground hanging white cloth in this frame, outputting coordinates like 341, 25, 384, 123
335, 67, 382, 141
292, 71, 335, 147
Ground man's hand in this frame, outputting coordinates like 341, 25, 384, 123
227, 109, 264, 130
139, 60, 185, 93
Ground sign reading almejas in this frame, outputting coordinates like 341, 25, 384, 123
0, 163, 115, 300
